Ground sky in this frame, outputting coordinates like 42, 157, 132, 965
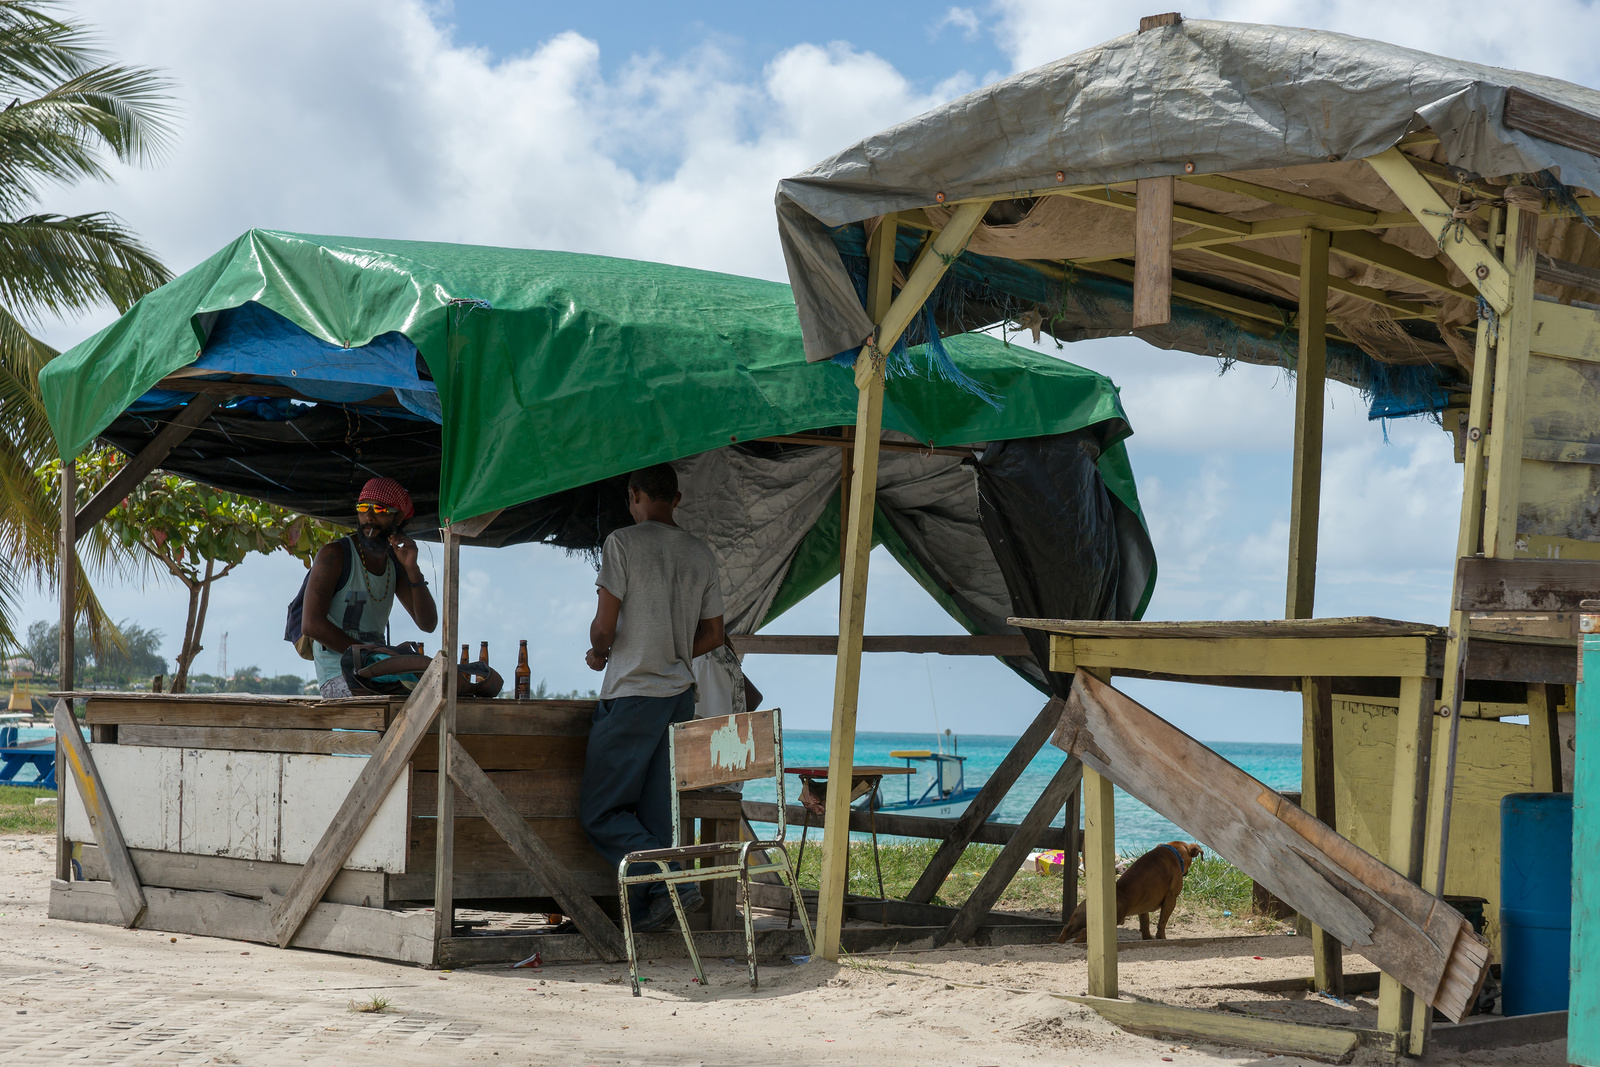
15, 0, 1600, 742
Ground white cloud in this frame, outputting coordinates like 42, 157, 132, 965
934, 7, 984, 41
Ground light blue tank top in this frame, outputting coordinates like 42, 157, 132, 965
312, 538, 396, 685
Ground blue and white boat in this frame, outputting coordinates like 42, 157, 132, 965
864, 746, 985, 821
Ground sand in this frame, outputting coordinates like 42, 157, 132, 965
0, 836, 1567, 1066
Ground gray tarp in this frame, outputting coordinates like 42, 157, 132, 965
776, 19, 1600, 364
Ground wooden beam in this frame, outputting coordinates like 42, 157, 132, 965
1363, 148, 1512, 312
906, 697, 1066, 903
875, 200, 989, 353
1084, 764, 1117, 998
1528, 684, 1562, 791
1537, 253, 1600, 298
1072, 258, 1293, 329
1063, 995, 1363, 1061
446, 735, 625, 961
84, 697, 385, 731
1529, 302, 1600, 364
1198, 242, 1432, 319
740, 800, 1068, 850
931, 755, 1082, 947
115, 724, 381, 755
1181, 173, 1379, 226
730, 634, 1031, 656
434, 524, 460, 951
75, 397, 217, 539
1133, 176, 1174, 327
1454, 557, 1600, 612
269, 655, 445, 947
1484, 190, 1541, 558
54, 698, 145, 927
757, 432, 975, 458
154, 375, 401, 407
1051, 635, 1433, 678
1286, 229, 1329, 620
1066, 186, 1251, 236
1327, 229, 1476, 300
1301, 677, 1344, 997
1504, 86, 1600, 157
450, 509, 503, 539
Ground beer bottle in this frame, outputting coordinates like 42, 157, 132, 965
479, 641, 489, 666
460, 644, 469, 665
514, 639, 531, 700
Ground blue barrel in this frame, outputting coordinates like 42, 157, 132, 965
1501, 792, 1573, 1015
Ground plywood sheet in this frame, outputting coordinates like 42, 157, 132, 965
63, 744, 408, 872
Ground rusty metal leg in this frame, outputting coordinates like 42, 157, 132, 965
869, 797, 887, 925
740, 863, 759, 991
789, 814, 811, 929
620, 858, 643, 997
664, 864, 707, 989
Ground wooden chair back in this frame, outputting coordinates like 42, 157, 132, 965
671, 709, 778, 791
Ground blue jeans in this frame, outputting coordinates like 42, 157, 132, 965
579, 689, 697, 916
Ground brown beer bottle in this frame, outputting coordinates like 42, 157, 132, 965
479, 641, 489, 667
515, 639, 531, 700
460, 644, 469, 665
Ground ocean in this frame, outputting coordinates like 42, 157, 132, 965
743, 729, 1302, 853
12, 726, 1302, 854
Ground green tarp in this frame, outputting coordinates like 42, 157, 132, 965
42, 228, 1146, 528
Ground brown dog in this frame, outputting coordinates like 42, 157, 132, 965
1057, 841, 1204, 943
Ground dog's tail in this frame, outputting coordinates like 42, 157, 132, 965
1057, 902, 1087, 944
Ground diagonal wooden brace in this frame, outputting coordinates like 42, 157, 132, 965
447, 736, 625, 961
75, 396, 217, 540
55, 699, 146, 927
270, 655, 446, 947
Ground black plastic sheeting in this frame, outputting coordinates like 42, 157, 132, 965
101, 405, 1150, 694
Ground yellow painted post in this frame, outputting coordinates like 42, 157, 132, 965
1378, 675, 1433, 1038
1529, 684, 1558, 792
1286, 228, 1328, 621
815, 203, 991, 960
1482, 188, 1542, 559
1408, 207, 1504, 1056
1084, 764, 1118, 997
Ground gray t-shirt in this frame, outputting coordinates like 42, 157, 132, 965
597, 520, 724, 699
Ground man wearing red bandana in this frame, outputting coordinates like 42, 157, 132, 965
303, 477, 438, 697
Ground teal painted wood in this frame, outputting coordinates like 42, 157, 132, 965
1571, 632, 1600, 1063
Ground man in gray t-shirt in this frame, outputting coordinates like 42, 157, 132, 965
579, 463, 725, 931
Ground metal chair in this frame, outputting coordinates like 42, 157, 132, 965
618, 707, 813, 995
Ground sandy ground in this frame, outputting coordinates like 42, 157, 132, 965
0, 836, 1568, 1066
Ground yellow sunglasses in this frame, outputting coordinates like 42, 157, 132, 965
355, 502, 399, 515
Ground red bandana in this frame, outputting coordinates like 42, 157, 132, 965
358, 477, 414, 520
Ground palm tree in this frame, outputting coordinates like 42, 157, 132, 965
0, 1, 174, 652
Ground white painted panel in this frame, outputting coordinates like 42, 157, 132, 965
279, 752, 408, 872
68, 744, 408, 873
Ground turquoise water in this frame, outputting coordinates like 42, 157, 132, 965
745, 730, 1301, 853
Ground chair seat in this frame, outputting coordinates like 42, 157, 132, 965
625, 841, 748, 864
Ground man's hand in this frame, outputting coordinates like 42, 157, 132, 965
585, 647, 608, 671
389, 530, 419, 571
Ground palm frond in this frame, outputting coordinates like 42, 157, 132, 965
0, 213, 169, 318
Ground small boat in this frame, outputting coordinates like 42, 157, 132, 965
861, 747, 986, 821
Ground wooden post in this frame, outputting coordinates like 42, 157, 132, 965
1482, 188, 1541, 559
815, 202, 990, 960
1084, 764, 1117, 997
1409, 208, 1504, 1055
1301, 676, 1343, 996
433, 524, 460, 953
1529, 684, 1561, 792
1063, 783, 1081, 923
1378, 674, 1433, 1039
1132, 176, 1174, 328
56, 460, 75, 881
1286, 228, 1328, 620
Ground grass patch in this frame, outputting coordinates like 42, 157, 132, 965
0, 785, 57, 834
785, 839, 1281, 930
348, 996, 392, 1014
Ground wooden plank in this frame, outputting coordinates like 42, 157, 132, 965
1055, 673, 1489, 1021
55, 699, 145, 927
117, 724, 382, 755
1430, 1009, 1569, 1053
1063, 996, 1361, 1063
77, 845, 386, 907
1456, 557, 1600, 612
1084, 765, 1117, 999
747, 881, 1040, 926
1055, 636, 1432, 678
1198, 241, 1431, 319
1537, 253, 1600, 298
425, 700, 593, 736
74, 396, 217, 539
1014, 616, 1445, 640
61, 743, 409, 871
450, 508, 503, 539
408, 816, 610, 875
434, 523, 460, 956
1504, 86, 1600, 156
1063, 783, 1081, 922
906, 697, 1066, 903
1180, 173, 1377, 227
1378, 675, 1433, 1038
1528, 301, 1600, 364
269, 655, 445, 947
386, 868, 616, 902
1362, 148, 1512, 312
1287, 228, 1329, 620
671, 710, 776, 790
1137, 11, 1180, 31
1302, 677, 1344, 996
1133, 175, 1174, 328
1485, 192, 1541, 558
84, 698, 385, 731
1527, 683, 1562, 792
411, 769, 581, 818
933, 755, 1082, 947
446, 735, 625, 961
1463, 636, 1576, 684
50, 879, 433, 965
1327, 229, 1476, 301
730, 634, 1031, 656
740, 801, 1067, 849
409, 733, 586, 772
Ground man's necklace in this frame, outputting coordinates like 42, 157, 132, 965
357, 545, 393, 601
